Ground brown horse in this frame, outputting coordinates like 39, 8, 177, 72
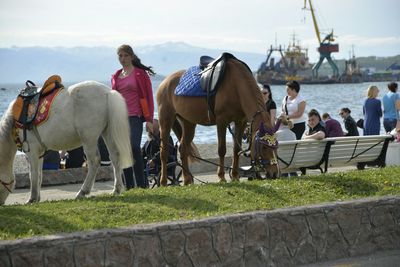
156, 55, 279, 186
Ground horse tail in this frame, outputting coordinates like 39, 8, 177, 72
172, 119, 200, 163
106, 91, 133, 169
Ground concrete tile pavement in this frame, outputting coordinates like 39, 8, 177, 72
4, 172, 220, 205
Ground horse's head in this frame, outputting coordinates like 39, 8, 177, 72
250, 115, 280, 179
0, 171, 15, 205
0, 107, 18, 205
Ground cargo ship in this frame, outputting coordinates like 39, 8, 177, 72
255, 37, 338, 85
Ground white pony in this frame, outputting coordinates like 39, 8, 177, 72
0, 81, 133, 204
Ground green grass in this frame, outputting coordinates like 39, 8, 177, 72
1, 167, 400, 240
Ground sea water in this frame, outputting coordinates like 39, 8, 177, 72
0, 80, 393, 145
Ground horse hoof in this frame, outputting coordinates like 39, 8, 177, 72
218, 178, 227, 183
75, 190, 87, 199
26, 198, 39, 204
111, 188, 122, 196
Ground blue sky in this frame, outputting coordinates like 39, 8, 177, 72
1, 0, 399, 61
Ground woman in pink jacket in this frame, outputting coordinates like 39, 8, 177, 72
111, 44, 155, 189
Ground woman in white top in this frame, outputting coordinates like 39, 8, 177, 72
281, 80, 307, 140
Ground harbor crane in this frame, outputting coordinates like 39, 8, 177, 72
303, 0, 339, 78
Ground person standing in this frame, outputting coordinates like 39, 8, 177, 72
111, 44, 155, 189
261, 84, 276, 127
382, 82, 400, 132
339, 107, 359, 136
281, 81, 307, 140
321, 112, 344, 137
363, 85, 382, 135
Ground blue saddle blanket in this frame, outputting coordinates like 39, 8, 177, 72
175, 66, 206, 97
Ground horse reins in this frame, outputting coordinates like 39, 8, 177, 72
242, 111, 281, 175
157, 137, 208, 184
189, 111, 280, 179
238, 110, 279, 156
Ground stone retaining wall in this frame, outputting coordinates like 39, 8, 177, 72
1, 196, 399, 266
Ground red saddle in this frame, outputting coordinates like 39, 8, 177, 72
12, 75, 64, 129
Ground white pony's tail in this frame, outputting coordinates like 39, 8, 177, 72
107, 91, 133, 169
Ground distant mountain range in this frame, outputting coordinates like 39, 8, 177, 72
0, 42, 266, 83
0, 42, 399, 83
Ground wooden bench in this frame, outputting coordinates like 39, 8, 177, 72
277, 134, 394, 174
325, 135, 394, 171
277, 139, 330, 173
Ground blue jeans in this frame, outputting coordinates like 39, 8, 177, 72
123, 116, 148, 189
383, 119, 397, 133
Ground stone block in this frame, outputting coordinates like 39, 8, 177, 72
44, 243, 74, 267
0, 251, 11, 267
9, 248, 44, 267
105, 237, 134, 267
159, 230, 186, 266
184, 227, 219, 266
133, 234, 164, 266
74, 239, 105, 267
212, 222, 233, 261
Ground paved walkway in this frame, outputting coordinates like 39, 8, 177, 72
5, 166, 358, 205
5, 173, 219, 205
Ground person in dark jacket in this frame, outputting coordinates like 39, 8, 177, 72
339, 107, 359, 136
303, 109, 326, 140
62, 147, 86, 169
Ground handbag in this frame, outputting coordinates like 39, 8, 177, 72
356, 118, 364, 129
284, 96, 289, 115
140, 98, 150, 120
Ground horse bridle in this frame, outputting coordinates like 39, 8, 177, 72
247, 111, 280, 169
0, 179, 14, 193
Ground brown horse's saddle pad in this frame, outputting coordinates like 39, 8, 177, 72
12, 75, 63, 127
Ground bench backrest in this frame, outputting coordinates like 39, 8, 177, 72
325, 135, 393, 167
278, 139, 329, 172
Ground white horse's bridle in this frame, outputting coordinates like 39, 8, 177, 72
0, 179, 14, 193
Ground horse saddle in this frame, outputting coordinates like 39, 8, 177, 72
12, 75, 64, 129
199, 55, 215, 70
199, 52, 238, 95
175, 53, 236, 97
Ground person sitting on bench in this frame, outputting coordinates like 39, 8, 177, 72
303, 109, 326, 140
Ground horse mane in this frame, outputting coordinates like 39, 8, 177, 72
230, 58, 267, 113
0, 102, 15, 142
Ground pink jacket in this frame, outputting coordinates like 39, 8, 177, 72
111, 68, 154, 122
